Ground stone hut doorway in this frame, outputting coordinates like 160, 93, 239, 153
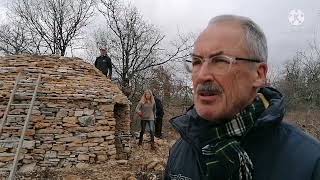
114, 103, 131, 160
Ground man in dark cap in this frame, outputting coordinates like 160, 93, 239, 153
95, 48, 112, 79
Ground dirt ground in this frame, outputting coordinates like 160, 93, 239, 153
285, 110, 320, 139
13, 136, 177, 180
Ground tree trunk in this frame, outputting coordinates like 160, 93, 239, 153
121, 77, 131, 97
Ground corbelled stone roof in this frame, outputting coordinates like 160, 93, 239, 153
0, 55, 128, 104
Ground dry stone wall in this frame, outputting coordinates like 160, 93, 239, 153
0, 55, 131, 169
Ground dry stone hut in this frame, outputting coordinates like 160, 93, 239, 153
0, 55, 131, 170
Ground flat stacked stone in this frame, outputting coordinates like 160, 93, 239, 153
0, 55, 131, 169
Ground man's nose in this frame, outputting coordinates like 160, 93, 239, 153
195, 62, 215, 82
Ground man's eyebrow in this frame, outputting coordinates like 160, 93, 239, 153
190, 51, 224, 58
208, 51, 224, 58
190, 53, 202, 58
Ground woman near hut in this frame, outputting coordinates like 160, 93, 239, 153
135, 89, 156, 149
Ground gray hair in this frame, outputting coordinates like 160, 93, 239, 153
209, 15, 268, 62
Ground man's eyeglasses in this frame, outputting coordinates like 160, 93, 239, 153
185, 53, 262, 75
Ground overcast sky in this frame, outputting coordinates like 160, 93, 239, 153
0, 0, 319, 72
132, 0, 320, 71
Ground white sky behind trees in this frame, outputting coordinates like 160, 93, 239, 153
0, 0, 320, 76
131, 0, 320, 71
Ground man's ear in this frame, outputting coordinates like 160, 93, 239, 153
253, 63, 268, 88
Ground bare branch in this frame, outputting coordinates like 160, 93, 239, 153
11, 0, 95, 56
94, 0, 193, 97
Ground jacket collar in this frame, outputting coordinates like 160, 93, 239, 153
171, 87, 284, 148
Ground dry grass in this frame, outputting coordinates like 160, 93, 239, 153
284, 110, 320, 140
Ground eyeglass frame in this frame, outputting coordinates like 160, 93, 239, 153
185, 51, 262, 74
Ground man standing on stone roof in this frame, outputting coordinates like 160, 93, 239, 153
95, 48, 112, 79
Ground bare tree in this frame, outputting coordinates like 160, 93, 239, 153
96, 0, 193, 95
280, 56, 305, 109
0, 23, 29, 55
11, 0, 95, 56
130, 65, 193, 109
0, 20, 44, 55
276, 39, 320, 110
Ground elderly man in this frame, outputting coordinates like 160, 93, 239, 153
165, 15, 320, 180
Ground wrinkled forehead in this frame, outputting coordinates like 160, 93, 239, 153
193, 21, 249, 56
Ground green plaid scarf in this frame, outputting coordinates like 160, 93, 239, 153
201, 94, 268, 180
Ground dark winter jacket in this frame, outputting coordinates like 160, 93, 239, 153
165, 87, 320, 180
95, 55, 112, 77
155, 97, 164, 118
